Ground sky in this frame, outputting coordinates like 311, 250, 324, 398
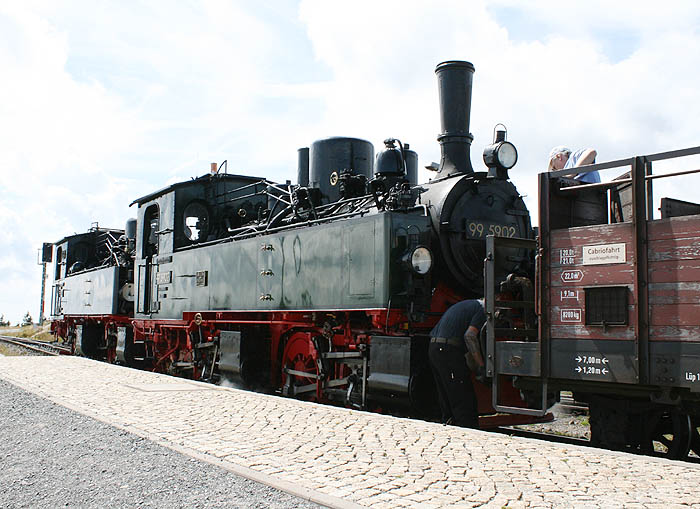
1, 0, 700, 325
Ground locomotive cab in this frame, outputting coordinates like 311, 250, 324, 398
51, 226, 129, 319
131, 171, 266, 317
49, 225, 134, 360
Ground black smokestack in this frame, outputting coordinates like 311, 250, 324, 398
297, 147, 309, 186
435, 60, 475, 177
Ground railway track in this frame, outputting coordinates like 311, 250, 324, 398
494, 426, 592, 448
495, 426, 700, 464
558, 392, 589, 413
0, 335, 72, 356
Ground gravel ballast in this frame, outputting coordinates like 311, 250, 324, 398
0, 378, 322, 509
0, 343, 35, 357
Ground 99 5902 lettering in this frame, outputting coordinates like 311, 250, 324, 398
467, 222, 517, 238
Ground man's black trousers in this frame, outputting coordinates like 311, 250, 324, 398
428, 341, 479, 428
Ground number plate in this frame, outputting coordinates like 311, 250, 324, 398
466, 221, 517, 238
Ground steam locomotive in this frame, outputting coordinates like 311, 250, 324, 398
48, 60, 700, 459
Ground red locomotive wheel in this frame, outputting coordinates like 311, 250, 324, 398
281, 333, 320, 399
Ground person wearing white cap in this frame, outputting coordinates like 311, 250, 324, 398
547, 146, 600, 183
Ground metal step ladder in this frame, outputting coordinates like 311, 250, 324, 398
484, 235, 548, 416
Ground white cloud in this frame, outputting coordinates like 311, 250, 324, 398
1, 0, 700, 323
299, 0, 700, 217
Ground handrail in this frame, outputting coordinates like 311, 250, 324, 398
644, 145, 700, 162
556, 166, 700, 193
645, 167, 700, 180
547, 156, 634, 178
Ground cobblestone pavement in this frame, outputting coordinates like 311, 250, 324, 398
1, 357, 699, 508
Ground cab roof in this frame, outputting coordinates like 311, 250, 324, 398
130, 172, 264, 207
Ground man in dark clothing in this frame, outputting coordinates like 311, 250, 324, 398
428, 299, 486, 428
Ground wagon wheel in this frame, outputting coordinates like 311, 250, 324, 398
644, 409, 692, 460
281, 333, 321, 400
690, 417, 700, 458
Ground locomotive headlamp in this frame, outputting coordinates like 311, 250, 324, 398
483, 124, 518, 176
409, 246, 432, 275
483, 141, 518, 170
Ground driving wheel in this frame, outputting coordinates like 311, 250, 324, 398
281, 332, 320, 400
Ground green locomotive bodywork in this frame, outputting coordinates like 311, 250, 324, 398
134, 178, 431, 319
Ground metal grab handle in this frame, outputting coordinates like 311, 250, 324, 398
534, 248, 543, 317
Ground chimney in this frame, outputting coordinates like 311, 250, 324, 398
297, 147, 309, 186
435, 60, 475, 177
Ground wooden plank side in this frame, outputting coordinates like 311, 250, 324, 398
649, 326, 700, 342
647, 216, 700, 344
648, 282, 700, 305
650, 303, 700, 326
549, 302, 586, 327
647, 214, 700, 241
648, 259, 700, 283
549, 299, 636, 330
550, 325, 636, 340
549, 265, 635, 286
549, 284, 636, 332
548, 223, 636, 344
549, 244, 633, 269
550, 223, 634, 252
647, 236, 700, 262
549, 289, 635, 314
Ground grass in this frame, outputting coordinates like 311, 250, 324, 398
0, 324, 54, 342
0, 344, 19, 356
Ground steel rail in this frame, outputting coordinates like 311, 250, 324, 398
493, 427, 592, 448
495, 427, 700, 463
0, 334, 70, 356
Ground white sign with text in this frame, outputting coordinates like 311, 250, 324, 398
582, 243, 626, 265
560, 309, 582, 323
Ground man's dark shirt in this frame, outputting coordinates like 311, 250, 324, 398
430, 300, 486, 340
